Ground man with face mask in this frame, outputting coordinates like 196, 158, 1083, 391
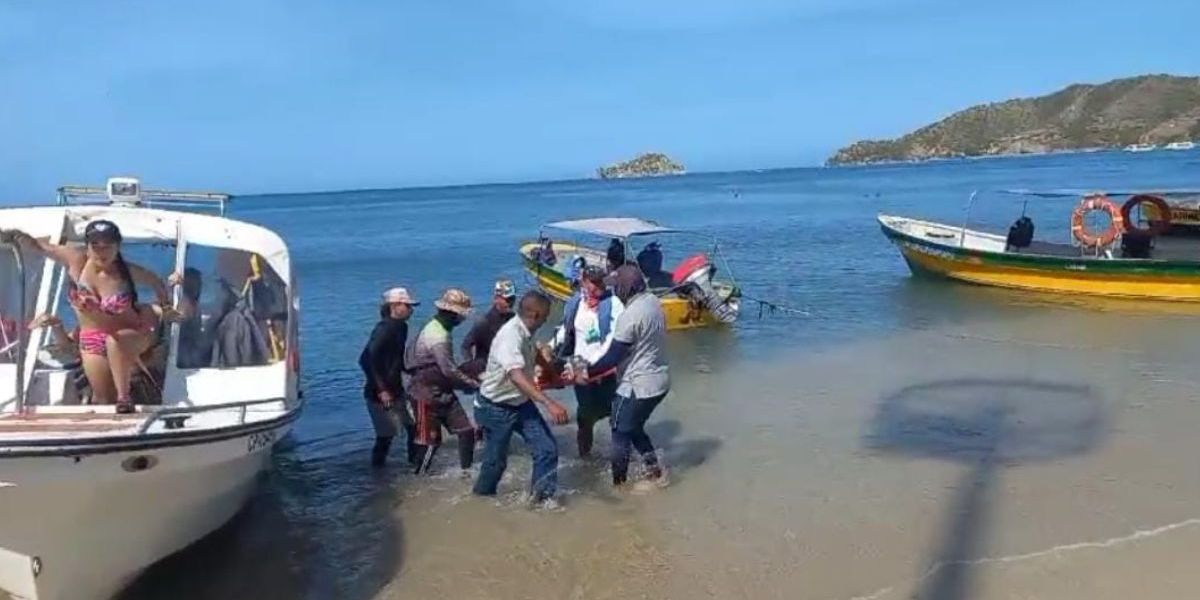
405, 288, 481, 474
582, 265, 670, 492
549, 265, 624, 458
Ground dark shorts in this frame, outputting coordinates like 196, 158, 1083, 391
573, 374, 617, 425
410, 396, 473, 446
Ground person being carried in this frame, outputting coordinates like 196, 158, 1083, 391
5, 221, 180, 413
359, 287, 420, 468
581, 265, 671, 492
547, 265, 624, 458
472, 291, 570, 505
459, 279, 518, 378
404, 288, 480, 474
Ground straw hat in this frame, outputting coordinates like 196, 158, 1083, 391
434, 288, 473, 316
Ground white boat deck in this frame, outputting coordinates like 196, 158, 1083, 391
0, 401, 290, 443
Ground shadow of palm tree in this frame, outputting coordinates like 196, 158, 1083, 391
865, 378, 1107, 600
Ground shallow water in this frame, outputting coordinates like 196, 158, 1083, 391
118, 150, 1200, 599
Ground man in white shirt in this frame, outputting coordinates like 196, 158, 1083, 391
550, 265, 624, 457
472, 291, 570, 503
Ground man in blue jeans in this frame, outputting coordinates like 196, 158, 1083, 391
584, 265, 670, 491
473, 291, 571, 504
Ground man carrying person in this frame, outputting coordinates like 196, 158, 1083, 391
581, 265, 670, 491
548, 265, 623, 458
472, 291, 570, 505
358, 286, 419, 468
459, 279, 517, 378
405, 288, 481, 474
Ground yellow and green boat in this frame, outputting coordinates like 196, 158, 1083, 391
880, 190, 1200, 302
520, 217, 741, 330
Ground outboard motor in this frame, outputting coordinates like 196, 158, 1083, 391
671, 254, 739, 323
1006, 216, 1035, 251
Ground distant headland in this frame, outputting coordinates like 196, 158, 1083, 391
828, 74, 1200, 166
596, 152, 686, 179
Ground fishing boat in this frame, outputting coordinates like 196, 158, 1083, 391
0, 178, 302, 600
520, 217, 741, 330
1123, 143, 1158, 153
879, 189, 1200, 302
1165, 141, 1196, 151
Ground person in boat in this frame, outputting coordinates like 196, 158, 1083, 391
359, 286, 420, 468
175, 267, 212, 369
548, 265, 624, 458
472, 291, 570, 505
6, 221, 179, 413
533, 235, 557, 267
636, 241, 673, 289
605, 238, 626, 272
459, 279, 518, 378
580, 264, 670, 491
404, 288, 481, 474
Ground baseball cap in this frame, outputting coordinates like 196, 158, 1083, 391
382, 287, 419, 305
494, 279, 517, 299
84, 220, 123, 243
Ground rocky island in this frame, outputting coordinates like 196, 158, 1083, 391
597, 152, 685, 179
828, 74, 1200, 165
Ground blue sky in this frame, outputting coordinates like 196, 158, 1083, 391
1, 0, 1197, 199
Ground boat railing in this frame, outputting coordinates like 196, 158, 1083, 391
0, 233, 27, 415
135, 397, 288, 435
57, 186, 232, 217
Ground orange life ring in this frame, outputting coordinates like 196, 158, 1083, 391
1121, 194, 1172, 236
1071, 195, 1124, 248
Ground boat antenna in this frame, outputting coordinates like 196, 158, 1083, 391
960, 190, 979, 248
1021, 198, 1029, 218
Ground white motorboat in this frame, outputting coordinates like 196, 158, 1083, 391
1123, 143, 1158, 153
1164, 141, 1196, 151
0, 179, 302, 600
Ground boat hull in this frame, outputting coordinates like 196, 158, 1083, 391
520, 243, 733, 330
0, 418, 295, 600
880, 216, 1200, 302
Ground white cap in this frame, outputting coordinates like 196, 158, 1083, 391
382, 287, 418, 305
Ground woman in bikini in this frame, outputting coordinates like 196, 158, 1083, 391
6, 220, 180, 413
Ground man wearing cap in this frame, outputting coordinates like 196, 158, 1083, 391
579, 265, 670, 491
358, 287, 419, 468
405, 288, 481, 474
473, 291, 570, 505
459, 279, 518, 377
548, 265, 624, 458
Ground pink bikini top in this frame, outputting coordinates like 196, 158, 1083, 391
69, 282, 134, 315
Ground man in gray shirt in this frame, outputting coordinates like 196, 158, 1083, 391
583, 265, 670, 490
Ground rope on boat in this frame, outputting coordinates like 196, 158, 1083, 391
737, 290, 811, 318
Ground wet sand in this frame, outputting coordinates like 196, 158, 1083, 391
376, 306, 1200, 600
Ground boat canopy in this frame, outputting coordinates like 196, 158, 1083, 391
544, 217, 677, 239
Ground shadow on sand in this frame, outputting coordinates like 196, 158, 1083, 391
865, 377, 1108, 600
117, 444, 406, 600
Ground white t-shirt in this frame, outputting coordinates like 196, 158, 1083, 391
553, 295, 625, 363
478, 317, 534, 406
